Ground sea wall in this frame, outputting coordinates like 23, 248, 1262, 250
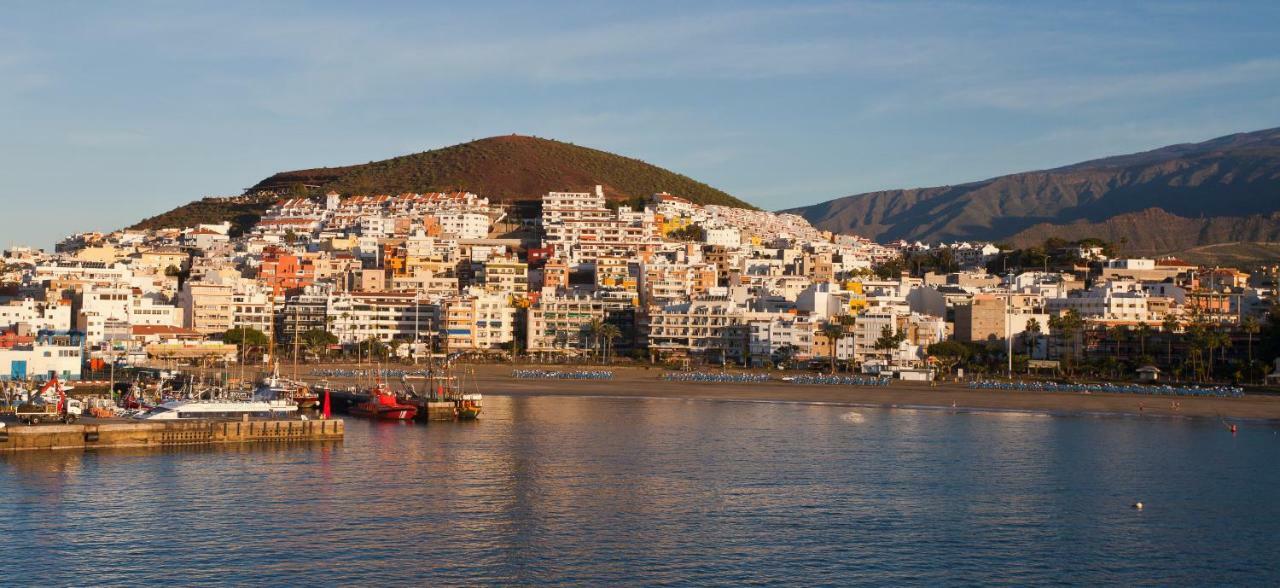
0, 418, 344, 452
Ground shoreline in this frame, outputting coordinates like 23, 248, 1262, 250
465, 365, 1280, 423
487, 390, 1280, 425
182, 362, 1280, 422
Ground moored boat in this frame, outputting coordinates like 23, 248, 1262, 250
256, 369, 319, 410
349, 383, 418, 421
135, 398, 298, 420
455, 393, 482, 420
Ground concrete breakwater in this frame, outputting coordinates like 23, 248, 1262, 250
0, 418, 344, 452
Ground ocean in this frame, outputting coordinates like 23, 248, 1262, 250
2, 394, 1277, 585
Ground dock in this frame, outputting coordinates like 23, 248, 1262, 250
0, 418, 344, 452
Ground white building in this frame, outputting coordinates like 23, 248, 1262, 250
0, 331, 85, 381
704, 226, 742, 248
0, 298, 73, 332
435, 212, 490, 239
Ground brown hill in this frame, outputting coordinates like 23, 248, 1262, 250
250, 134, 750, 207
131, 135, 752, 233
785, 127, 1280, 255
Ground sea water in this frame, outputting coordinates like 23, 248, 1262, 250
2, 395, 1277, 585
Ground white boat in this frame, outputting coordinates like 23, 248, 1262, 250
134, 398, 298, 421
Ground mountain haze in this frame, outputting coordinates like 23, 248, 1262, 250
785, 128, 1280, 255
132, 135, 752, 232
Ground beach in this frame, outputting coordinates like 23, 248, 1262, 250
299, 363, 1280, 422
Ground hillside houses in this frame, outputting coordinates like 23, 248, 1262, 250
4, 182, 1273, 382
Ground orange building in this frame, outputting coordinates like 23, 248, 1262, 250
259, 248, 316, 295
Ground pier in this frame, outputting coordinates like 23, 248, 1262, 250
0, 418, 344, 452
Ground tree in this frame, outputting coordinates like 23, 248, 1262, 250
1049, 310, 1083, 375
873, 257, 908, 280
598, 323, 622, 363
581, 318, 605, 361
927, 340, 973, 376
873, 324, 906, 364
300, 328, 337, 361
1024, 317, 1042, 364
771, 343, 799, 369
1135, 322, 1152, 360
820, 323, 845, 374
368, 337, 390, 361
223, 327, 269, 364
223, 327, 269, 347
666, 224, 705, 242
1243, 316, 1260, 383
1162, 315, 1181, 367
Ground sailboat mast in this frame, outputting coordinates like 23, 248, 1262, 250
292, 301, 300, 380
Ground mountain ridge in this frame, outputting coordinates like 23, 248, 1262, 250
784, 127, 1280, 254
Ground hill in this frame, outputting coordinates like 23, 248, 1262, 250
130, 135, 753, 233
784, 127, 1280, 256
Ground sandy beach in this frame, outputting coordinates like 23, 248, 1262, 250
296, 363, 1280, 422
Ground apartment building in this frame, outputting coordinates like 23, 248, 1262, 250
328, 291, 435, 344
178, 281, 235, 336
525, 294, 606, 354
647, 298, 744, 362
0, 298, 72, 332
442, 291, 515, 351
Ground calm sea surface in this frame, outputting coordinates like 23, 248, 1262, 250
2, 395, 1278, 586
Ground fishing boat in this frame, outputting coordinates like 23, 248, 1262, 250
455, 393, 482, 420
400, 353, 482, 420
349, 382, 418, 421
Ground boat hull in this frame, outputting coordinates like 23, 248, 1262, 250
349, 405, 418, 421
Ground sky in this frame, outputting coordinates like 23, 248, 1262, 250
2, 0, 1279, 248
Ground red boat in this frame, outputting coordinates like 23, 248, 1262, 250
348, 383, 418, 421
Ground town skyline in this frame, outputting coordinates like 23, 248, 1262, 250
4, 1, 1280, 248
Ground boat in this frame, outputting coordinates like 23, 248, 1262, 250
134, 398, 298, 420
400, 353, 482, 420
349, 383, 418, 421
255, 367, 319, 409
455, 393, 482, 420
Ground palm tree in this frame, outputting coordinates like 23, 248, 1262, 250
1135, 322, 1152, 360
1243, 316, 1260, 383
1161, 315, 1181, 368
598, 323, 622, 364
873, 325, 906, 367
1109, 325, 1130, 361
1050, 310, 1083, 376
1024, 317, 1041, 361
820, 323, 845, 374
582, 318, 605, 362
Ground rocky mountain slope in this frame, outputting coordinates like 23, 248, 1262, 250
785, 127, 1280, 254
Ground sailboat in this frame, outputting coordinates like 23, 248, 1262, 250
255, 366, 319, 409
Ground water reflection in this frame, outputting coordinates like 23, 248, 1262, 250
1, 395, 1278, 585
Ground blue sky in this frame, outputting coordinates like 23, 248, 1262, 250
3, 1, 1279, 248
